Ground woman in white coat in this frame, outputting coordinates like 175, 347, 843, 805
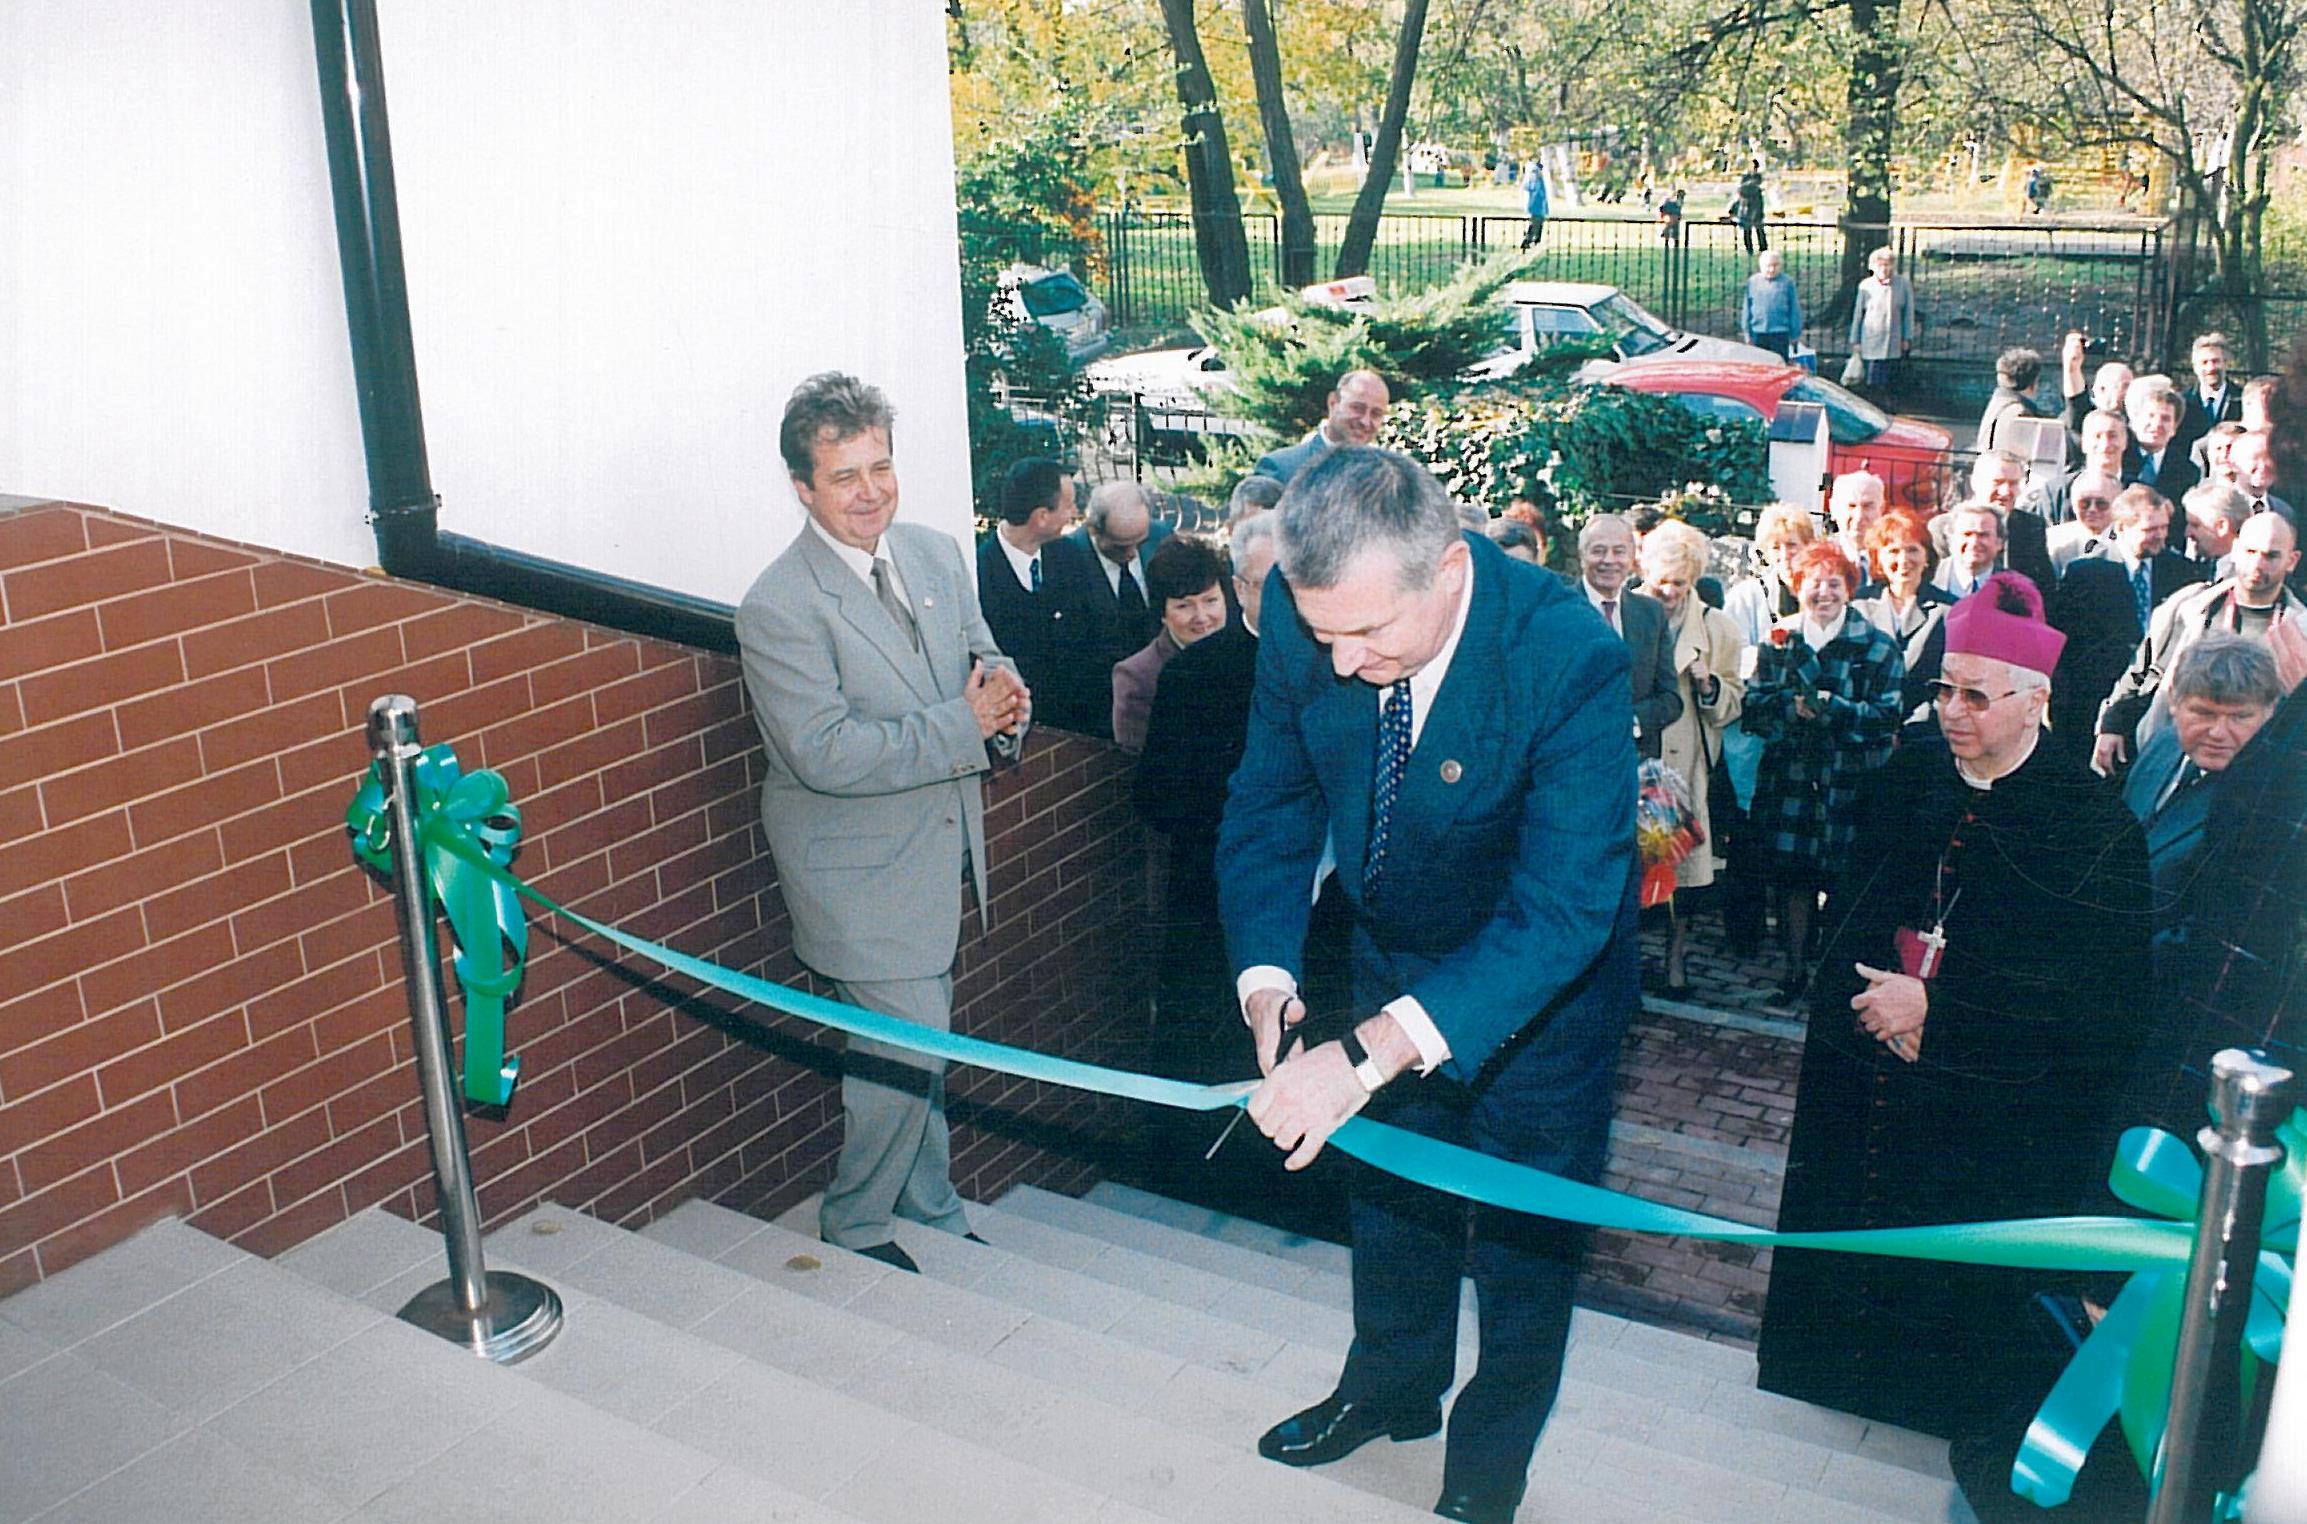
1637, 521, 1747, 989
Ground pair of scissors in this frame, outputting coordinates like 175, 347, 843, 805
1206, 995, 1315, 1158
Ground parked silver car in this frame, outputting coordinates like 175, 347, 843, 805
998, 264, 1112, 367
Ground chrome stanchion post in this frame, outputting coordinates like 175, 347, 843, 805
2148, 1048, 2294, 1524
365, 695, 562, 1364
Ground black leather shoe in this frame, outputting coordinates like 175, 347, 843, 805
1257, 1392, 1441, 1467
1433, 1485, 1525, 1522
852, 1240, 919, 1273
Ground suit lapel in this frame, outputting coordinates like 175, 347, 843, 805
801, 529, 938, 706
1305, 675, 1377, 884
883, 529, 956, 700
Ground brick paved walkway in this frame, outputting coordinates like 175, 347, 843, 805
1581, 910, 1812, 1348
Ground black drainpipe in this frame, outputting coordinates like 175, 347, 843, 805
309, 0, 737, 654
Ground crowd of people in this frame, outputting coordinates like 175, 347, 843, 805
737, 341, 2302, 1523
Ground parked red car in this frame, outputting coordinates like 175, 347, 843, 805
1587, 358, 1953, 512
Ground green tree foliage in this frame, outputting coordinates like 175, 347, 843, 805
1195, 251, 1531, 434
1190, 246, 1768, 526
1378, 380, 1774, 532
954, 103, 1100, 515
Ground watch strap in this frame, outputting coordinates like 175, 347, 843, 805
1338, 1026, 1387, 1094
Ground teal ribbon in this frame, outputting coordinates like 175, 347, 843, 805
347, 748, 528, 1106
435, 820, 2215, 1266
2013, 1115, 2300, 1509
353, 748, 2295, 1505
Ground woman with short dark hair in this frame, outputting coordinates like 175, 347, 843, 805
1111, 535, 1229, 752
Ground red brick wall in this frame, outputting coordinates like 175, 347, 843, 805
0, 501, 1147, 1293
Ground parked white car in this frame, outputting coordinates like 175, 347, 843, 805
1474, 281, 1789, 377
1299, 274, 1788, 379
1080, 344, 1253, 461
997, 264, 1112, 367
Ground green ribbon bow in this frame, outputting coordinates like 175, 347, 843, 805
347, 746, 528, 1106
2013, 1114, 2300, 1509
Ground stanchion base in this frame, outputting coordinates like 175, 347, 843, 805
397, 1270, 564, 1365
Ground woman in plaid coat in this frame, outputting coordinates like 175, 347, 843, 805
1743, 540, 1905, 1001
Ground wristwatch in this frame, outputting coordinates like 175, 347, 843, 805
1337, 1027, 1389, 1095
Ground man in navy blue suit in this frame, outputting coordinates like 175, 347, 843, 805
1216, 447, 1639, 1524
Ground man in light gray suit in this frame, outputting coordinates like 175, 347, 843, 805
736, 373, 1030, 1272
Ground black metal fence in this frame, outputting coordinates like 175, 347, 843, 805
2166, 212, 2307, 370
1095, 210, 2174, 374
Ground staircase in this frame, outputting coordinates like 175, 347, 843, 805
0, 1184, 1978, 1523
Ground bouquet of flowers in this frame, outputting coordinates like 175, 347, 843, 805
1635, 758, 1703, 907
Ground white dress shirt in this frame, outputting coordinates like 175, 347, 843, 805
1235, 568, 1477, 1077
808, 516, 910, 606
1582, 578, 1623, 633
1099, 552, 1146, 601
993, 526, 1041, 592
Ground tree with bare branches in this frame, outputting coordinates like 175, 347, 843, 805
1955, 0, 2304, 362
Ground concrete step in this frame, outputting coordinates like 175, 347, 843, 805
740, 1192, 1966, 1523
646, 1199, 1718, 1522
511, 1200, 1440, 1524
1082, 1178, 1356, 1278
282, 1206, 1182, 1524
0, 1217, 840, 1524
994, 1186, 1974, 1524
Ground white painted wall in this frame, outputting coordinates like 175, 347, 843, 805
0, 0, 971, 603
0, 3, 371, 570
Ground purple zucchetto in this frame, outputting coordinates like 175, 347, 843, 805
1943, 571, 2066, 678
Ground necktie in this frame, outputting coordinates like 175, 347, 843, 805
1029, 556, 1042, 594
2132, 562, 2153, 631
872, 558, 919, 650
1365, 683, 1412, 896
1601, 596, 1619, 634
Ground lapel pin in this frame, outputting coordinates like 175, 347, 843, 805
922, 596, 935, 608
1440, 760, 1463, 784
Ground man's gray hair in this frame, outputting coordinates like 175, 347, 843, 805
2170, 632, 2283, 710
1996, 347, 2043, 390
1274, 446, 1460, 591
1227, 473, 1284, 523
1229, 510, 1279, 566
2127, 374, 2184, 416
1830, 468, 1886, 504
1579, 512, 1635, 546
1085, 480, 1150, 533
1970, 448, 2027, 485
780, 372, 894, 481
1948, 498, 2006, 532
2184, 482, 2253, 534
